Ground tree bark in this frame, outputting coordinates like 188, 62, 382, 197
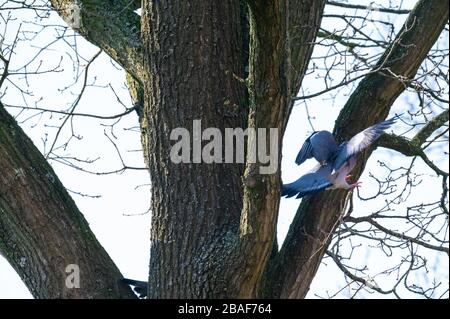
140, 0, 325, 298
0, 102, 135, 298
237, 0, 325, 297
141, 0, 248, 298
50, 0, 144, 80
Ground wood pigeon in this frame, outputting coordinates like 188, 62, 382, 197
282, 117, 397, 199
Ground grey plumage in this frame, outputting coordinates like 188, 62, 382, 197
295, 130, 338, 166
282, 117, 397, 199
282, 164, 333, 199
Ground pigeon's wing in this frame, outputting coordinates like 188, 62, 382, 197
295, 132, 317, 165
311, 131, 339, 163
295, 131, 338, 165
282, 165, 333, 199
333, 117, 396, 170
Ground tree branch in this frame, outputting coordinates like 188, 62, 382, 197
50, 0, 144, 80
378, 109, 449, 176
267, 0, 449, 298
345, 216, 449, 253
326, 251, 395, 295
131, 0, 141, 10
325, 1, 411, 15
235, 0, 325, 297
413, 109, 449, 145
0, 102, 135, 298
283, 0, 327, 129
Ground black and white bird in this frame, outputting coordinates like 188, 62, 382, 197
121, 278, 148, 298
282, 117, 397, 199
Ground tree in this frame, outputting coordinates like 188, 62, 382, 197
0, 0, 448, 298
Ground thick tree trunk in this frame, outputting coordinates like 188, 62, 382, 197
141, 0, 248, 298
235, 0, 325, 298
0, 103, 135, 298
140, 0, 325, 298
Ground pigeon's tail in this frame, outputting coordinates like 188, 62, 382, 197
281, 182, 299, 198
281, 180, 330, 199
120, 278, 148, 299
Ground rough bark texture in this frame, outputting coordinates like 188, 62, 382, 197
139, 0, 325, 298
237, 0, 325, 297
50, 0, 144, 79
262, 0, 449, 299
141, 0, 248, 298
0, 103, 135, 298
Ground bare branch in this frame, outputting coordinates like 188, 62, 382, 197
46, 49, 102, 158
345, 216, 449, 254
269, 0, 449, 299
326, 1, 410, 15
378, 109, 449, 176
414, 109, 449, 145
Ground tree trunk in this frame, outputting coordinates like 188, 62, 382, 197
140, 0, 326, 298
141, 0, 248, 298
0, 103, 135, 298
2, 0, 325, 298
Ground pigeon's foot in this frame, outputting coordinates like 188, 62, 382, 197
349, 181, 362, 189
345, 174, 352, 183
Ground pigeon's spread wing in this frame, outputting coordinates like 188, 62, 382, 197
282, 165, 333, 199
295, 131, 338, 165
333, 117, 396, 170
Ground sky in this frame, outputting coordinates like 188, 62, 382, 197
0, 0, 448, 299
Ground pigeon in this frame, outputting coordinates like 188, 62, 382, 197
282, 117, 397, 199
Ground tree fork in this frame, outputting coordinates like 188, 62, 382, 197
0, 102, 135, 298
